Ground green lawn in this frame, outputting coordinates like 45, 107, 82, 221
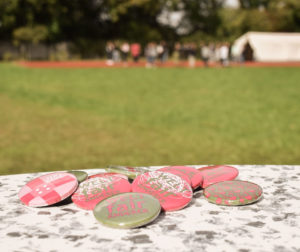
0, 63, 299, 175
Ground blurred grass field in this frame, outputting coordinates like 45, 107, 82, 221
0, 63, 299, 175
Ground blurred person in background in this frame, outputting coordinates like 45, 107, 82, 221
112, 41, 121, 63
156, 42, 164, 63
180, 43, 186, 61
214, 43, 221, 65
120, 41, 130, 66
220, 42, 229, 67
130, 42, 141, 63
187, 42, 197, 68
161, 41, 169, 63
200, 42, 210, 67
157, 41, 169, 64
145, 42, 157, 68
105, 41, 115, 66
172, 42, 181, 65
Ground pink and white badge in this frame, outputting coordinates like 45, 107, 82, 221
19, 172, 78, 207
159, 166, 203, 189
72, 176, 131, 210
132, 171, 193, 211
88, 172, 128, 180
198, 165, 239, 188
158, 167, 191, 187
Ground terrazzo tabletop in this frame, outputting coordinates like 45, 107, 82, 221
0, 165, 299, 252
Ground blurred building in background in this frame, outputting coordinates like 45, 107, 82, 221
232, 32, 300, 62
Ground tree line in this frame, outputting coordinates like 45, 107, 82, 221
0, 0, 299, 59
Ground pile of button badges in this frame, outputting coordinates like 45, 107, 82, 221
19, 165, 263, 229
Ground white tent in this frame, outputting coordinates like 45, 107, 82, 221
232, 32, 300, 62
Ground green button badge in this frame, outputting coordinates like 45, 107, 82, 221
93, 192, 161, 229
105, 165, 149, 179
67, 170, 88, 183
204, 180, 263, 206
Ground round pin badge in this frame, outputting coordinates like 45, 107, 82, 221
72, 176, 132, 210
159, 166, 203, 189
198, 165, 239, 188
93, 192, 161, 229
68, 170, 88, 183
89, 172, 128, 180
106, 165, 149, 179
132, 171, 193, 211
204, 180, 263, 206
19, 172, 78, 207
158, 167, 191, 187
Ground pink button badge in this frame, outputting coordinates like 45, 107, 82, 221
132, 171, 193, 211
72, 176, 131, 210
89, 172, 128, 180
19, 172, 78, 207
198, 165, 239, 188
159, 166, 203, 189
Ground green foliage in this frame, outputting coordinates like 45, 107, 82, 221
12, 25, 48, 60
239, 0, 271, 9
218, 8, 273, 42
268, 0, 300, 32
13, 25, 48, 45
2, 52, 15, 61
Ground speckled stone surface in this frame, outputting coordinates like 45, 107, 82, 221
0, 165, 300, 252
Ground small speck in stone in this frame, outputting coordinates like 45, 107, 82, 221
90, 236, 112, 243
195, 231, 216, 240
38, 234, 49, 239
274, 180, 284, 184
62, 208, 78, 214
246, 221, 265, 228
239, 249, 250, 252
272, 216, 282, 222
15, 210, 25, 215
274, 188, 286, 194
23, 233, 33, 238
124, 234, 152, 244
7, 232, 21, 237
209, 211, 220, 215
225, 240, 234, 245
160, 224, 177, 231
194, 202, 203, 207
38, 211, 51, 215
64, 235, 88, 242
53, 213, 67, 219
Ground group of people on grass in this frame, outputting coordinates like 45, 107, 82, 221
105, 41, 232, 68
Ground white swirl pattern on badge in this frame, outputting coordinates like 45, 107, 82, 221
138, 171, 192, 199
72, 176, 121, 200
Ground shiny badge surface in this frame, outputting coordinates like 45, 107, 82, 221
204, 180, 263, 206
93, 192, 161, 229
19, 172, 78, 207
72, 176, 131, 210
132, 171, 193, 211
